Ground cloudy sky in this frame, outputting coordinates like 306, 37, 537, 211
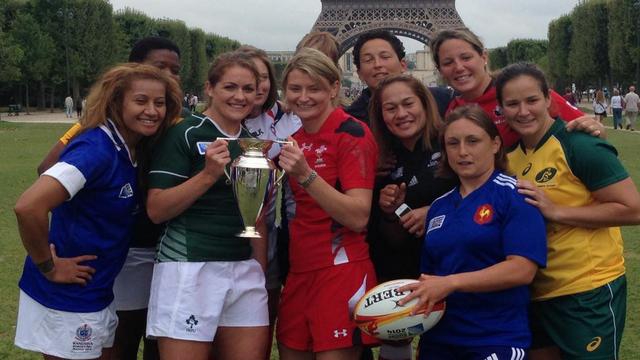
109, 0, 581, 52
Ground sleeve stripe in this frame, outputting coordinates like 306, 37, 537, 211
42, 162, 86, 199
493, 179, 516, 189
149, 170, 189, 179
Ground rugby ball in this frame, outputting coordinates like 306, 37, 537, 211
353, 279, 445, 340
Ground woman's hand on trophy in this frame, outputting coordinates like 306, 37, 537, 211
279, 137, 312, 183
204, 139, 231, 181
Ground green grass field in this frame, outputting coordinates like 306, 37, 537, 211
0, 121, 639, 359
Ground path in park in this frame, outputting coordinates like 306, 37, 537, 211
1, 110, 77, 124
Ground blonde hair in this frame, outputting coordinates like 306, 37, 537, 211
282, 47, 342, 107
296, 31, 340, 65
430, 27, 486, 69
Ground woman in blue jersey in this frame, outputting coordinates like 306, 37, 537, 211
14, 63, 182, 360
496, 62, 640, 360
400, 105, 547, 360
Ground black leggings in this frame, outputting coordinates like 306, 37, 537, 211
112, 308, 159, 360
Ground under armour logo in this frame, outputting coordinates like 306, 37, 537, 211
333, 329, 348, 338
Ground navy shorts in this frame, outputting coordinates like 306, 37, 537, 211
418, 342, 527, 360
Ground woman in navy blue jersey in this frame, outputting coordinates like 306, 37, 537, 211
14, 63, 181, 360
400, 105, 547, 360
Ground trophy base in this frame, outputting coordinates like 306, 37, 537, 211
236, 227, 262, 239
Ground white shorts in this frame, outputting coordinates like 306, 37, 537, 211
15, 290, 118, 359
113, 247, 155, 311
146, 259, 268, 342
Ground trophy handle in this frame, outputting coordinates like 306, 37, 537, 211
217, 137, 237, 184
275, 169, 286, 186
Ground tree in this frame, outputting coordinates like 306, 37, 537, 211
205, 33, 241, 62
0, 30, 23, 84
608, 0, 634, 86
548, 15, 573, 90
114, 7, 158, 52
488, 47, 508, 71
506, 39, 548, 64
10, 11, 55, 113
188, 28, 207, 96
568, 0, 609, 89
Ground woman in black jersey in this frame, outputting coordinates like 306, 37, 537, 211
369, 74, 457, 281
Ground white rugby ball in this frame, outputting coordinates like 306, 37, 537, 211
353, 279, 445, 340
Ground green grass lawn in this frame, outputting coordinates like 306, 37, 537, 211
0, 121, 639, 359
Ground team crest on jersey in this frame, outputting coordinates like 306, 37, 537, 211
535, 167, 557, 183
473, 204, 494, 225
315, 145, 328, 167
427, 215, 445, 233
196, 141, 211, 155
119, 183, 134, 199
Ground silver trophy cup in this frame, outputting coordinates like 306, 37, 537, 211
221, 138, 285, 238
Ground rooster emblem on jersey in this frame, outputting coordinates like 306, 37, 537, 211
473, 204, 494, 225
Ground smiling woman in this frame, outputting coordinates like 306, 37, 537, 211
144, 51, 270, 360
497, 62, 640, 360
13, 63, 181, 360
276, 48, 380, 359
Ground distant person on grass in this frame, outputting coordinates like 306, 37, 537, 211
35, 36, 183, 360
611, 88, 625, 129
14, 63, 181, 360
624, 85, 639, 130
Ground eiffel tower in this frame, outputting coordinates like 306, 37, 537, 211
310, 0, 465, 55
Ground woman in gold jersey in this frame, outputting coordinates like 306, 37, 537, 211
496, 62, 640, 360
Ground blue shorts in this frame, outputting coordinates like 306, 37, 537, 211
418, 342, 527, 360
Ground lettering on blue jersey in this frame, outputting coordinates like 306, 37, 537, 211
119, 183, 134, 199
196, 141, 212, 155
427, 215, 445, 233
473, 204, 494, 225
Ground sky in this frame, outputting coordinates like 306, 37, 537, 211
108, 0, 581, 52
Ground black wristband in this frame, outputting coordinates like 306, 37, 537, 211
36, 258, 55, 274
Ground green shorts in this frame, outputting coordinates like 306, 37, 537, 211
530, 275, 626, 360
